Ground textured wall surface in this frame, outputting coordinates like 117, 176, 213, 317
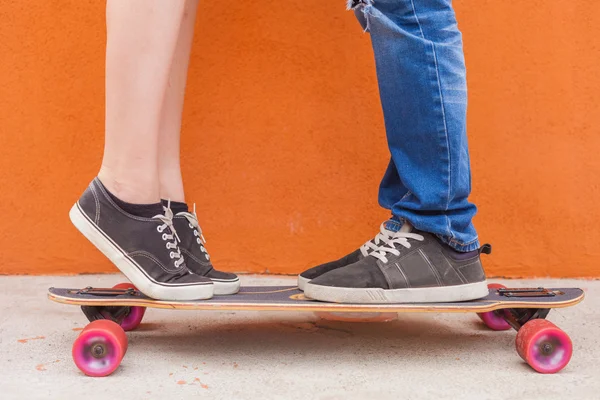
0, 0, 598, 277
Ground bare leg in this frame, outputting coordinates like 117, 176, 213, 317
158, 0, 199, 203
149, 1, 240, 295
68, 0, 215, 301
99, 0, 186, 204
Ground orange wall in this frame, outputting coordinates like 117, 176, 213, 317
1, 1, 599, 277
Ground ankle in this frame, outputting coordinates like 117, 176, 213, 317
98, 167, 160, 204
93, 178, 163, 218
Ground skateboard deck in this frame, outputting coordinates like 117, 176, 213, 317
48, 284, 584, 377
48, 285, 584, 313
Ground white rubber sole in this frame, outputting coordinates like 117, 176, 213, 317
212, 279, 241, 295
304, 280, 489, 304
297, 275, 310, 291
70, 203, 214, 301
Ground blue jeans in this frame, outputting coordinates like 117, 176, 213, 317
352, 0, 479, 252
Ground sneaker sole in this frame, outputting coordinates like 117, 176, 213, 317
297, 275, 310, 291
211, 279, 241, 295
70, 203, 214, 301
303, 280, 489, 304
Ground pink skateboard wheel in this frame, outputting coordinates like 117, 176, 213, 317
72, 320, 127, 377
515, 319, 573, 374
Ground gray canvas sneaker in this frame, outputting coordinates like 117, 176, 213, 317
69, 178, 214, 301
297, 221, 398, 290
172, 207, 240, 295
304, 222, 489, 303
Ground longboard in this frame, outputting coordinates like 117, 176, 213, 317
48, 284, 584, 377
48, 285, 583, 313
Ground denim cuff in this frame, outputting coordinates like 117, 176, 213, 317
436, 234, 480, 253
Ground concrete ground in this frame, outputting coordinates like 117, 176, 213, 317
0, 275, 597, 400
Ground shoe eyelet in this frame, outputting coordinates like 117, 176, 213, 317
196, 238, 201, 244
162, 233, 168, 241
189, 223, 193, 229
169, 252, 174, 259
157, 226, 163, 232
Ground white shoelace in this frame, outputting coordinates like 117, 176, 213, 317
177, 204, 210, 260
153, 205, 185, 268
359, 223, 397, 257
369, 227, 425, 263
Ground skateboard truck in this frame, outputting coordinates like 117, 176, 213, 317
74, 287, 141, 325
490, 288, 556, 330
500, 307, 551, 331
81, 304, 132, 324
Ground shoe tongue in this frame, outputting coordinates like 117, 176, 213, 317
162, 206, 174, 220
383, 219, 413, 234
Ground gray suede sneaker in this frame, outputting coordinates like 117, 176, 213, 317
172, 207, 240, 295
297, 221, 398, 290
304, 222, 489, 303
69, 178, 214, 301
